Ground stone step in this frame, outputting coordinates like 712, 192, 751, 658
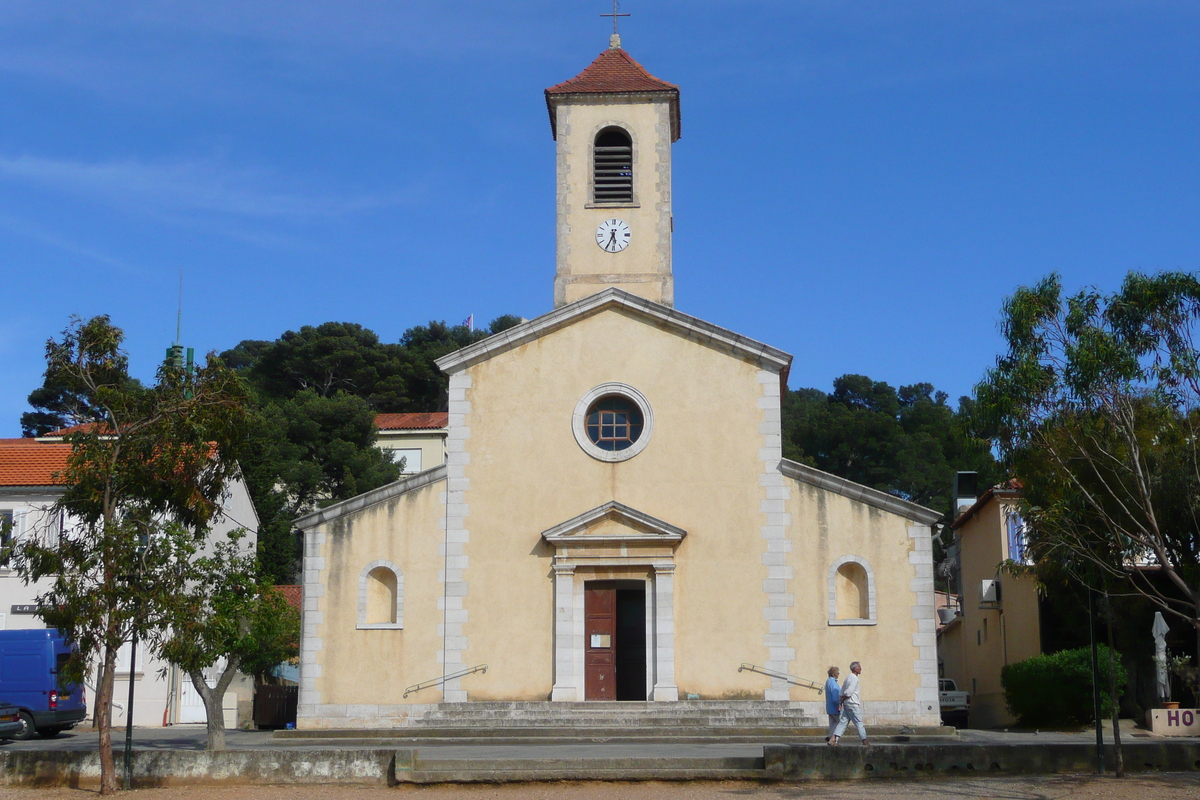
414, 701, 804, 711
408, 719, 819, 728
406, 701, 814, 717
396, 755, 766, 784
277, 725, 949, 742
281, 727, 812, 745
412, 710, 816, 714
408, 716, 818, 728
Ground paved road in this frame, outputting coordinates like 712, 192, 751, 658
2, 774, 1200, 800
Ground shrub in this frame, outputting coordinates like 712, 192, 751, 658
1001, 645, 1126, 727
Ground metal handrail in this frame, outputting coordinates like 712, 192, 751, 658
403, 664, 488, 698
738, 663, 823, 694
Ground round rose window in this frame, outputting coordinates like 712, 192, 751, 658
572, 383, 654, 462
584, 395, 644, 451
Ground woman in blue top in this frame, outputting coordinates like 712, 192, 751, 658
824, 666, 841, 742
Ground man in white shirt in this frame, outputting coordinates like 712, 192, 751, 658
828, 661, 868, 746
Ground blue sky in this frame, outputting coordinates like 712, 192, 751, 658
1, 1, 1197, 436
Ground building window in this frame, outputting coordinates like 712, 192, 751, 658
593, 127, 633, 204
391, 448, 423, 474
827, 555, 877, 626
572, 383, 655, 463
1005, 508, 1031, 564
0, 510, 12, 548
585, 396, 644, 452
357, 560, 404, 630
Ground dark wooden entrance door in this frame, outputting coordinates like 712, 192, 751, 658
585, 582, 646, 701
584, 586, 616, 700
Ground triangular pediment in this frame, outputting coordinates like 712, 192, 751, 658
434, 288, 792, 380
541, 501, 686, 547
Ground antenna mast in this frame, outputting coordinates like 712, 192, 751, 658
176, 268, 183, 345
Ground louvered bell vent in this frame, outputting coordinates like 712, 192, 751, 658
593, 128, 633, 204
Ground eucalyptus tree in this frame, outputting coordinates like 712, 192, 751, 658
976, 272, 1200, 657
976, 271, 1200, 779
9, 315, 249, 795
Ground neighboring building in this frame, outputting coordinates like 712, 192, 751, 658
374, 413, 448, 475
294, 39, 944, 729
0, 436, 260, 728
937, 482, 1041, 728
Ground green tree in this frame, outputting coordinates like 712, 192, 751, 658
239, 322, 416, 409
396, 319, 504, 411
783, 374, 999, 514
238, 391, 400, 583
976, 272, 1200, 660
220, 316, 519, 581
160, 530, 299, 751
976, 271, 1200, 775
8, 315, 249, 794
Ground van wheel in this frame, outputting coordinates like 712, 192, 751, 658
13, 712, 36, 741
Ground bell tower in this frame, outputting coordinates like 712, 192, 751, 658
545, 37, 680, 308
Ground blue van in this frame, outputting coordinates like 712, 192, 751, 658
0, 629, 88, 739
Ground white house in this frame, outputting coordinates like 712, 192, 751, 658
0, 434, 259, 729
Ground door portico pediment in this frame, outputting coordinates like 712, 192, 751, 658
541, 501, 685, 560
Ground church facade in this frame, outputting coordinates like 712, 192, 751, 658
295, 41, 942, 729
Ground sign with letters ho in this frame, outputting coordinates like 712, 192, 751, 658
1149, 708, 1200, 736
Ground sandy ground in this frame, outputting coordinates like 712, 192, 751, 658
2, 775, 1200, 800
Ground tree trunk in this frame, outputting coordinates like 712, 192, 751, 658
1103, 590, 1124, 778
96, 642, 119, 795
92, 659, 107, 730
188, 657, 241, 752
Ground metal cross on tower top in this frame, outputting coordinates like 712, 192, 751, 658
602, 1, 630, 48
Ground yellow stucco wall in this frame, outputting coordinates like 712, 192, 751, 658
458, 308, 769, 699
785, 483, 926, 708
950, 494, 1042, 728
308, 478, 446, 712
555, 99, 673, 307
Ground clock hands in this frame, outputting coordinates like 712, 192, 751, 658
595, 219, 630, 253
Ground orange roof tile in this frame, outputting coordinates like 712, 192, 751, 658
0, 443, 71, 487
274, 585, 302, 612
39, 423, 106, 438
374, 412, 448, 431
545, 48, 680, 141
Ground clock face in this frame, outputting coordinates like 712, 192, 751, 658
595, 219, 631, 253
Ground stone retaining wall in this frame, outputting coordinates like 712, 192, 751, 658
0, 749, 397, 788
764, 742, 1200, 780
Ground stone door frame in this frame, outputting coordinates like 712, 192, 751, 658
540, 501, 685, 702
551, 562, 677, 701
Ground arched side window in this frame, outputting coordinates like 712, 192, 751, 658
827, 555, 876, 626
357, 560, 404, 630
593, 127, 633, 204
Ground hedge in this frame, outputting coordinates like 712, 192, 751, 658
1001, 644, 1126, 727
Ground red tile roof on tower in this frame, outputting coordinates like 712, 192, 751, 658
545, 47, 680, 141
0, 443, 71, 487
374, 412, 449, 431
